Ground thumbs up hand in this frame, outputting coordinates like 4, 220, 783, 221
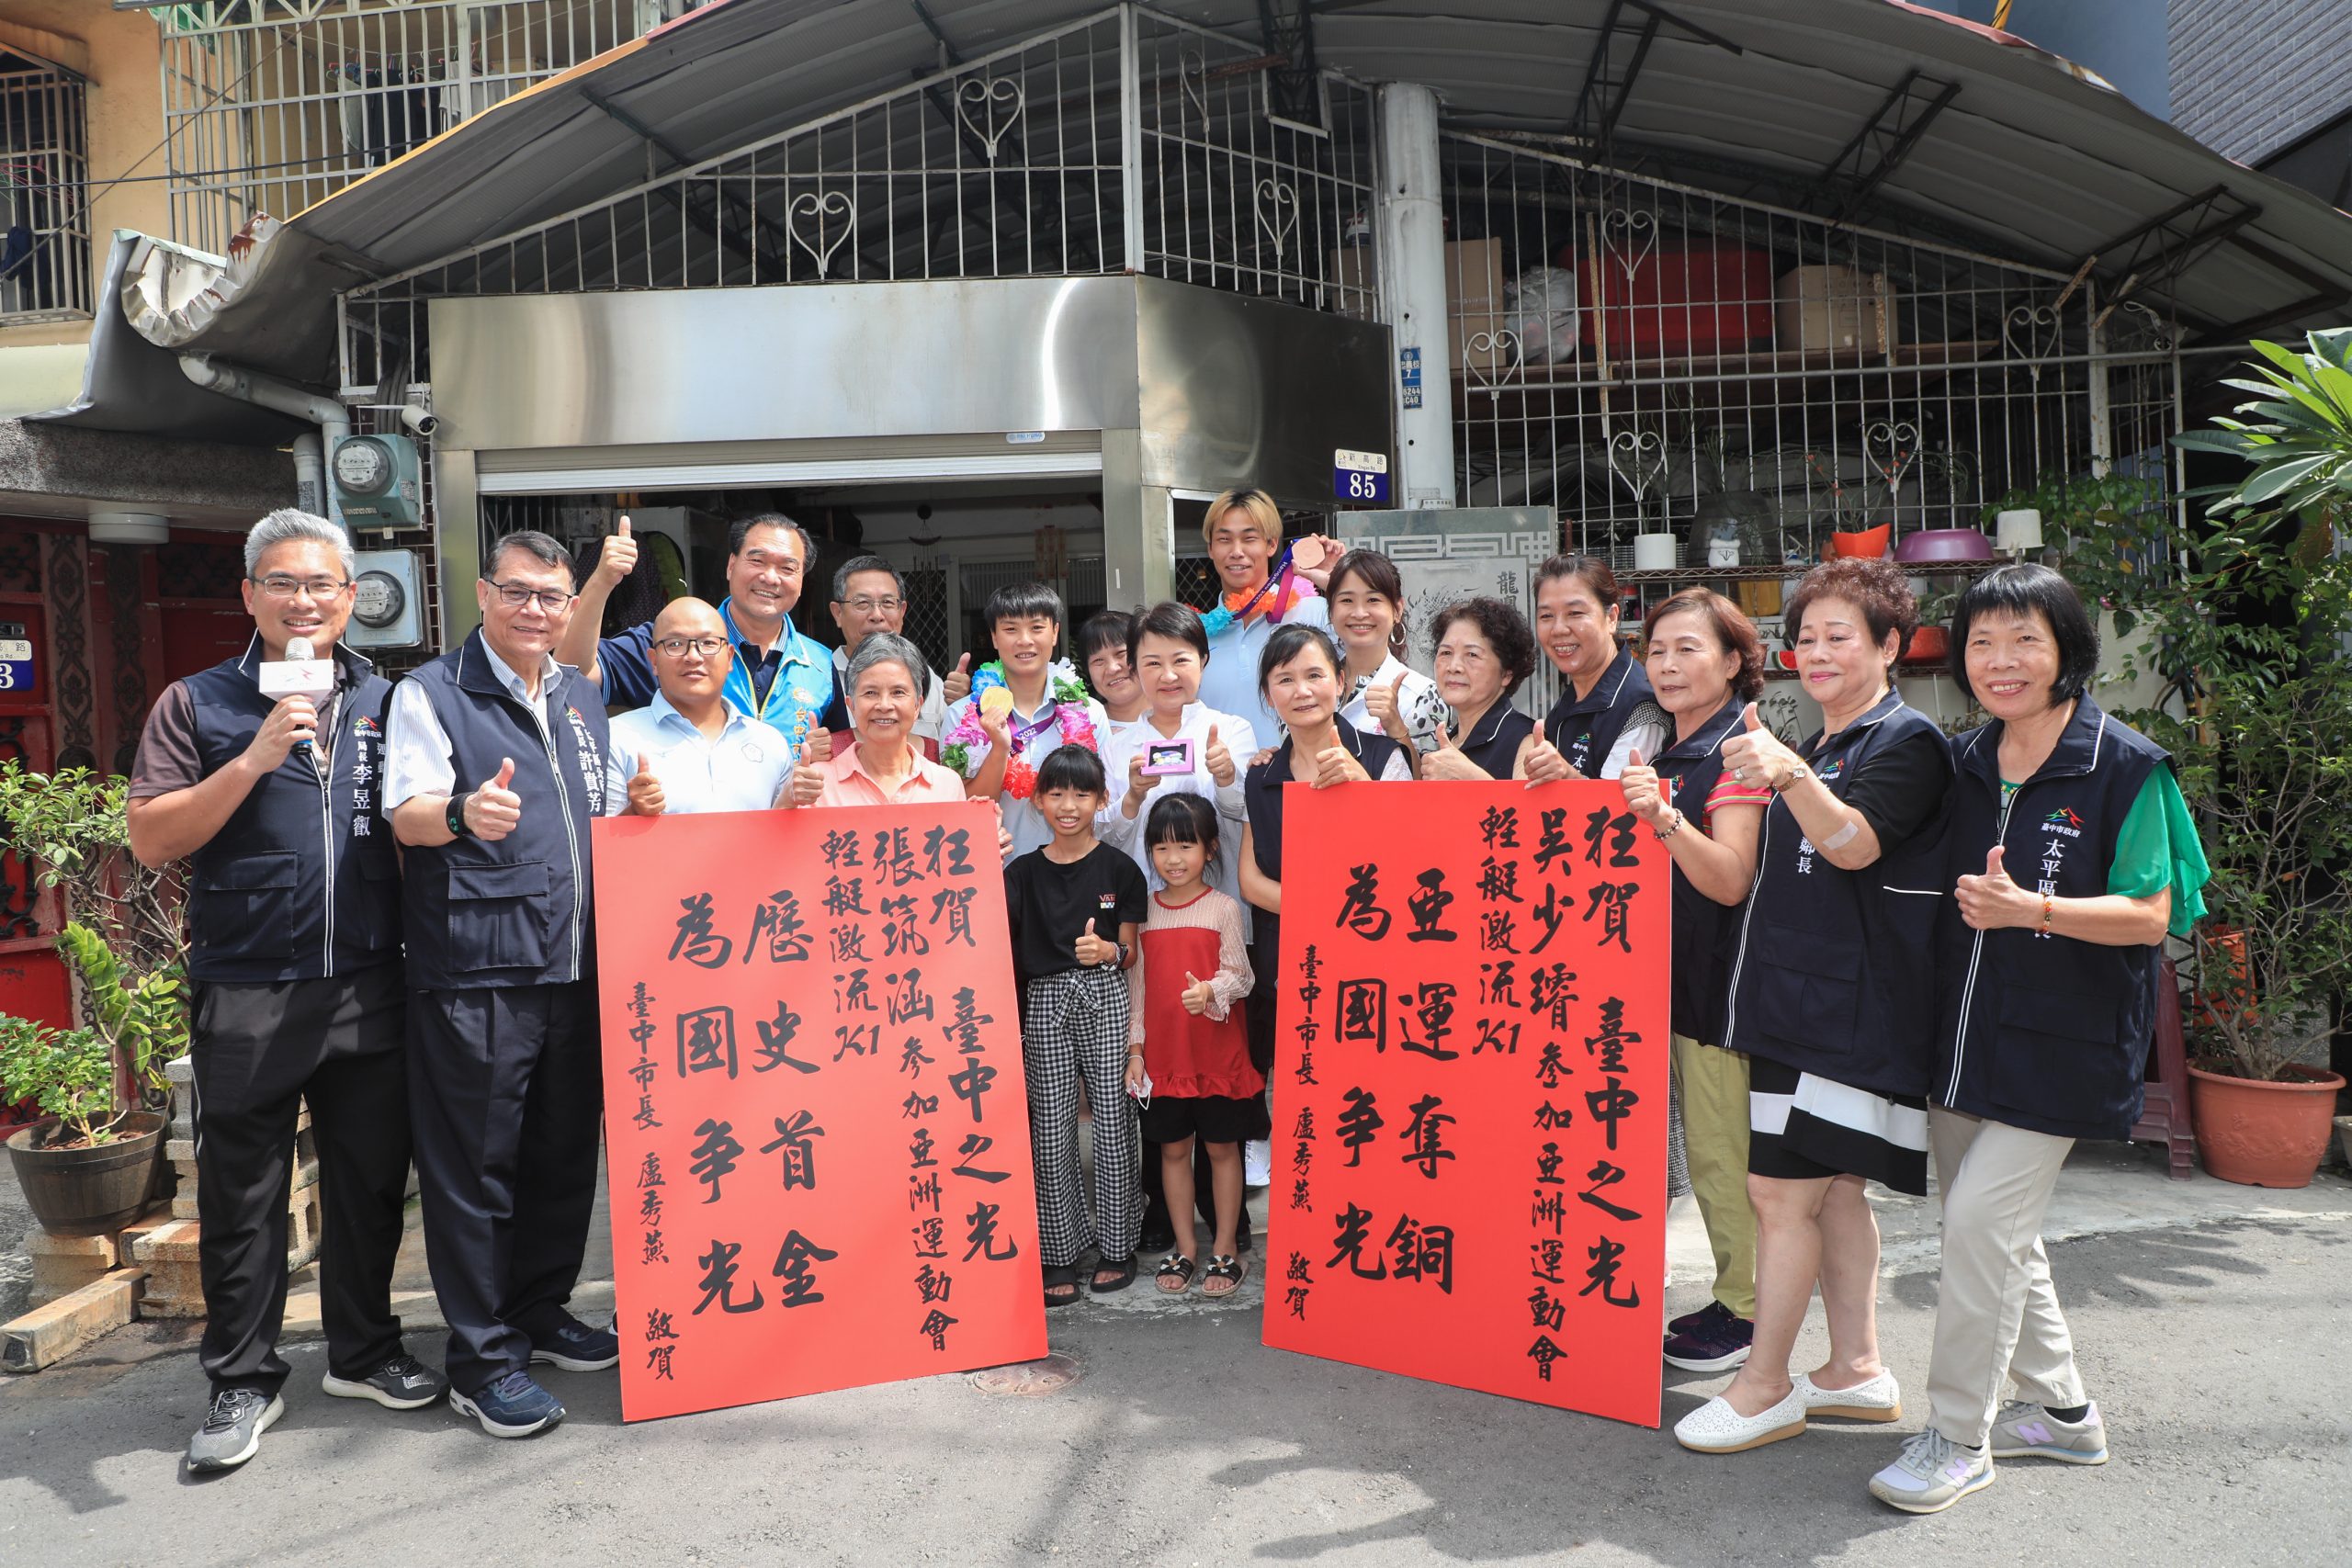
782, 736, 825, 808
626, 751, 666, 818
1364, 669, 1408, 727
1518, 735, 1577, 789
1955, 841, 2038, 931
467, 757, 522, 840
1619, 746, 1675, 829
1419, 718, 1485, 781
943, 652, 973, 705
1720, 701, 1800, 793
1204, 723, 1235, 787
1073, 916, 1116, 968
595, 513, 639, 589
1180, 971, 1216, 1017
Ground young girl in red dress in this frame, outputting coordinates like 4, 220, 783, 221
1123, 793, 1264, 1297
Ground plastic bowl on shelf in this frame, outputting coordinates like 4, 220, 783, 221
1891, 528, 1995, 563
1829, 524, 1891, 558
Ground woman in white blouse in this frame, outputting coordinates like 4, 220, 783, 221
1097, 603, 1260, 911
1327, 549, 1448, 767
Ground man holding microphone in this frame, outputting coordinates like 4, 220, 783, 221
385, 529, 613, 1439
129, 509, 444, 1473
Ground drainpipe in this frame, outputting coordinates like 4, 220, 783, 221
178, 353, 352, 531
290, 433, 325, 518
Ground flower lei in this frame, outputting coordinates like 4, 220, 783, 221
1201, 543, 1316, 637
942, 660, 1099, 798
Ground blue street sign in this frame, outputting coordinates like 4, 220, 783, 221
1333, 448, 1391, 505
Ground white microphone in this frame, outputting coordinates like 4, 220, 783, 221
259, 636, 334, 758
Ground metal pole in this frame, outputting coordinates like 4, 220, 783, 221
1118, 5, 1146, 275
1375, 82, 1455, 508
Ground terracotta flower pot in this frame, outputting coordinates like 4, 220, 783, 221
1901, 626, 1949, 665
2187, 1065, 2346, 1189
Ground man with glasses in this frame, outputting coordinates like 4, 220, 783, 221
605, 597, 796, 815
560, 512, 833, 750
814, 553, 971, 749
128, 509, 445, 1472
384, 530, 614, 1440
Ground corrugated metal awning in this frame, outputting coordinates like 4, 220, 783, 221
50, 0, 2352, 419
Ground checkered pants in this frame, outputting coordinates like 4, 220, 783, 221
1021, 965, 1139, 1269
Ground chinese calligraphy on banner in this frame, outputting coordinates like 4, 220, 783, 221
593, 805, 1046, 1422
1263, 781, 1669, 1427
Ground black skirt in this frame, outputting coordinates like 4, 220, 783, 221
1747, 1055, 1928, 1196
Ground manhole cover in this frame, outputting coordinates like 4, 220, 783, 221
969, 1353, 1082, 1395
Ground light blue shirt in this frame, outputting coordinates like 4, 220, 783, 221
1196, 591, 1331, 746
605, 691, 795, 815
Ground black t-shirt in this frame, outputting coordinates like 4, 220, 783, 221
1814, 720, 1950, 849
1003, 841, 1148, 981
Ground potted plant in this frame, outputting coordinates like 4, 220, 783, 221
0, 761, 190, 1232
2153, 329, 2352, 1187
1, 922, 183, 1234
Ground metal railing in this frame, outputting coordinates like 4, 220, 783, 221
337, 6, 1378, 392
1, 51, 93, 323
1436, 133, 2182, 582
155, 0, 672, 256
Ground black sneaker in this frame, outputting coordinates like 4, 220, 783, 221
1667, 1299, 1735, 1338
527, 1313, 620, 1372
1663, 1300, 1754, 1371
448, 1370, 565, 1438
322, 1352, 449, 1410
187, 1388, 284, 1473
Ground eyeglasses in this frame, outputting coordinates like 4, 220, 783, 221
484, 579, 577, 614
841, 596, 902, 615
251, 574, 351, 601
653, 637, 728, 658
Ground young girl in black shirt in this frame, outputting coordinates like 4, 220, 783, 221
1002, 745, 1149, 1304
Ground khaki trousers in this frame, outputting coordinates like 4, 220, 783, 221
1926, 1106, 2089, 1447
1672, 1033, 1756, 1319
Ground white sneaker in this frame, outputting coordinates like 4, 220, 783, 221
1243, 1139, 1271, 1187
1672, 1383, 1807, 1453
1870, 1428, 1995, 1514
1794, 1368, 1903, 1422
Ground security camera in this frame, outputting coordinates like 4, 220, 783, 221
399, 403, 439, 437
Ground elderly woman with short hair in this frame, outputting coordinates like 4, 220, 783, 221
1863, 564, 2208, 1515
785, 634, 982, 811
1675, 557, 1952, 1457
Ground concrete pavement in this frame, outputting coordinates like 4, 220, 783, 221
3, 1141, 2348, 1567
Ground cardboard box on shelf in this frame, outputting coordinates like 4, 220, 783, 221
1775, 265, 1897, 356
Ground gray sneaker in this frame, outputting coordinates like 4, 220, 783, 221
187, 1389, 284, 1473
1868, 1428, 1995, 1515
1989, 1400, 2109, 1464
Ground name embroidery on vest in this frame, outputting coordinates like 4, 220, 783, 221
2033, 806, 2084, 940
566, 705, 606, 816
347, 716, 383, 838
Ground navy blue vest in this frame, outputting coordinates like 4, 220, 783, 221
1452, 699, 1535, 780
1650, 695, 1750, 1044
1932, 698, 2167, 1141
1721, 691, 1952, 1097
180, 637, 402, 985
399, 630, 611, 991
1242, 724, 1406, 973
1544, 647, 1653, 777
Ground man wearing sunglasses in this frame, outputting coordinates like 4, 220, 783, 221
129, 509, 444, 1473
383, 530, 614, 1440
605, 597, 797, 816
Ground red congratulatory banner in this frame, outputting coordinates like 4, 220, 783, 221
1264, 781, 1669, 1427
593, 804, 1046, 1422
